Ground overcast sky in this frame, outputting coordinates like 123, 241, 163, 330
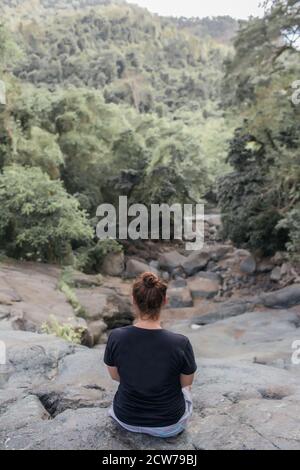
128, 0, 264, 19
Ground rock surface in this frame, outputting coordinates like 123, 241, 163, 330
158, 251, 187, 273
1, 244, 300, 450
125, 258, 159, 277
101, 252, 125, 277
188, 275, 220, 300
1, 306, 300, 449
240, 255, 256, 274
181, 251, 210, 276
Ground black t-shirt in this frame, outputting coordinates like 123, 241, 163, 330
104, 325, 197, 427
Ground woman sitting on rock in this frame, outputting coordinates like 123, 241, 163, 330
104, 272, 197, 438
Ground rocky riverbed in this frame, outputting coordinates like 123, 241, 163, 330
1, 218, 300, 449
1, 304, 300, 450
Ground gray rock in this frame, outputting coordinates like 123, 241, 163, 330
205, 214, 222, 227
174, 309, 300, 367
0, 408, 193, 450
158, 251, 187, 273
0, 275, 22, 303
270, 266, 282, 282
169, 279, 187, 288
192, 298, 255, 325
1, 306, 300, 450
101, 293, 134, 329
125, 259, 158, 278
271, 251, 287, 266
0, 262, 85, 333
149, 260, 160, 270
240, 255, 256, 274
70, 271, 103, 288
75, 290, 108, 321
86, 319, 107, 346
196, 271, 221, 283
101, 251, 125, 277
0, 395, 50, 433
256, 260, 274, 273
2, 257, 300, 450
167, 283, 193, 309
234, 249, 252, 258
181, 251, 210, 276
188, 276, 220, 299
280, 263, 292, 277
207, 244, 233, 261
259, 284, 300, 309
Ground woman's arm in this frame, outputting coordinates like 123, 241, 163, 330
180, 373, 194, 389
107, 366, 120, 383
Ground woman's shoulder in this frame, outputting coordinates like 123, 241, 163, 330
108, 325, 134, 339
161, 329, 190, 347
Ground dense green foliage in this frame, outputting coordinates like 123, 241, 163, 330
1, 0, 299, 265
174, 16, 239, 43
10, 4, 230, 115
0, 2, 235, 265
0, 165, 93, 261
218, 0, 300, 257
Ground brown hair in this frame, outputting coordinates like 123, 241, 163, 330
132, 272, 167, 320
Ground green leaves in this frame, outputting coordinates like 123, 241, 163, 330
220, 0, 300, 256
0, 165, 93, 262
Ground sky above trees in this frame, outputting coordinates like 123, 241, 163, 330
129, 0, 264, 19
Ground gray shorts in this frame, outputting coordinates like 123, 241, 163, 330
109, 388, 193, 438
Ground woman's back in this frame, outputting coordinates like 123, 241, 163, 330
104, 325, 196, 427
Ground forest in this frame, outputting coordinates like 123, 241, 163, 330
0, 0, 299, 268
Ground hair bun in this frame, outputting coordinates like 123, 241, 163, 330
142, 272, 158, 288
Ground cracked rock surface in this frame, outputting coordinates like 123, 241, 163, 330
1, 306, 300, 449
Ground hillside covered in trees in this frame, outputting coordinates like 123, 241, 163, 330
218, 0, 300, 258
0, 0, 299, 267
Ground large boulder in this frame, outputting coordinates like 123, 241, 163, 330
270, 267, 282, 282
172, 309, 300, 368
167, 280, 193, 309
69, 271, 103, 288
74, 290, 107, 321
192, 298, 255, 325
0, 395, 50, 433
0, 275, 22, 303
259, 284, 300, 309
101, 252, 125, 277
187, 275, 220, 299
0, 261, 85, 332
125, 259, 159, 278
207, 244, 233, 261
181, 251, 210, 276
102, 293, 134, 329
85, 319, 107, 346
75, 287, 133, 329
158, 251, 187, 273
256, 260, 275, 274
240, 255, 256, 274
